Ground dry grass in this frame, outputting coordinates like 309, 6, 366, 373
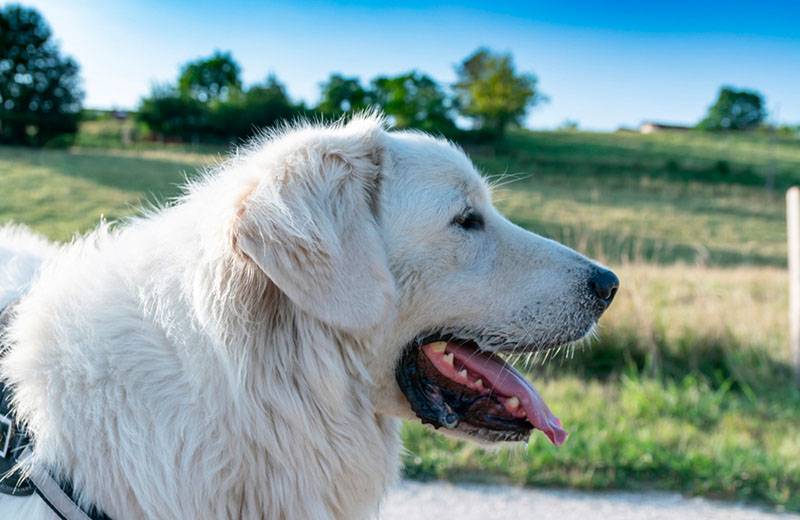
608, 263, 787, 361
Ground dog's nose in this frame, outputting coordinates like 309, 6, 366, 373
588, 268, 619, 306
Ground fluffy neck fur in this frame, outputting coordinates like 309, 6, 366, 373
2, 174, 401, 519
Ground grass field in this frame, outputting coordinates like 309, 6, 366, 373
2, 128, 799, 510
484, 131, 799, 268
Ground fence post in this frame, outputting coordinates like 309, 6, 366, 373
787, 187, 800, 385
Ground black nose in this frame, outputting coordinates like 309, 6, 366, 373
589, 268, 619, 306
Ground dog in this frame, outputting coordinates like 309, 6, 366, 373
0, 115, 618, 519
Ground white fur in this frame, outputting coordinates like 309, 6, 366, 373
0, 115, 603, 519
0, 225, 56, 310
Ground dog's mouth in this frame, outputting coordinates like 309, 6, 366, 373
395, 336, 567, 445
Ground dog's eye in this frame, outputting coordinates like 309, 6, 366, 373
452, 210, 484, 231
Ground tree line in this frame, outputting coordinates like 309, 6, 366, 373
137, 48, 541, 144
0, 4, 795, 148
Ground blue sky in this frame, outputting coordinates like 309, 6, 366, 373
14, 0, 800, 130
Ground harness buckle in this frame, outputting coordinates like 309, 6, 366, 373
0, 414, 12, 458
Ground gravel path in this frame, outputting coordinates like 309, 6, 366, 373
380, 481, 798, 520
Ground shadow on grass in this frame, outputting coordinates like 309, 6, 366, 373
539, 328, 796, 398
2, 146, 206, 201
507, 215, 785, 267
476, 131, 800, 191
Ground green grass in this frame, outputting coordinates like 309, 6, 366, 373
3, 128, 798, 263
476, 130, 800, 267
0, 146, 216, 240
1, 128, 799, 510
402, 375, 800, 511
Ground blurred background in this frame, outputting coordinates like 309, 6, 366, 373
1, 0, 799, 515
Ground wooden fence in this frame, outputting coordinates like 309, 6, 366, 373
787, 187, 800, 384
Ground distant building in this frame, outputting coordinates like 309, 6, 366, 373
639, 121, 691, 134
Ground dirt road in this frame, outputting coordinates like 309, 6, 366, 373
380, 481, 798, 520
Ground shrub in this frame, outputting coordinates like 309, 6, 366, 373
138, 52, 301, 143
137, 86, 207, 141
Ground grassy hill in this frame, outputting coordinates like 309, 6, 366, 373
1, 128, 799, 510
482, 130, 799, 268
5, 128, 798, 264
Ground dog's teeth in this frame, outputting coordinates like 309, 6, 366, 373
506, 397, 520, 410
443, 353, 454, 365
458, 369, 468, 379
429, 341, 447, 353
474, 379, 484, 390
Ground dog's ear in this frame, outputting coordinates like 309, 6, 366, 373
232, 118, 396, 332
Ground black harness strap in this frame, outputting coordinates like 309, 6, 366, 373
0, 301, 111, 520
0, 300, 34, 497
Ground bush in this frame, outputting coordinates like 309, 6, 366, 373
316, 74, 372, 116
138, 53, 301, 144
137, 86, 207, 141
205, 76, 298, 142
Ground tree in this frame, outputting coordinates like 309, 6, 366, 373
698, 86, 766, 131
316, 74, 372, 115
208, 75, 298, 139
138, 84, 206, 141
453, 48, 542, 139
178, 50, 242, 103
0, 4, 83, 145
139, 67, 301, 143
370, 71, 456, 135
240, 75, 297, 125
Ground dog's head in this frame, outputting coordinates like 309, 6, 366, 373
230, 115, 618, 446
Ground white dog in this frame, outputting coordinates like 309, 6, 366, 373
0, 115, 617, 519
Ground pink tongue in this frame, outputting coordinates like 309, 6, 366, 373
437, 342, 567, 446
